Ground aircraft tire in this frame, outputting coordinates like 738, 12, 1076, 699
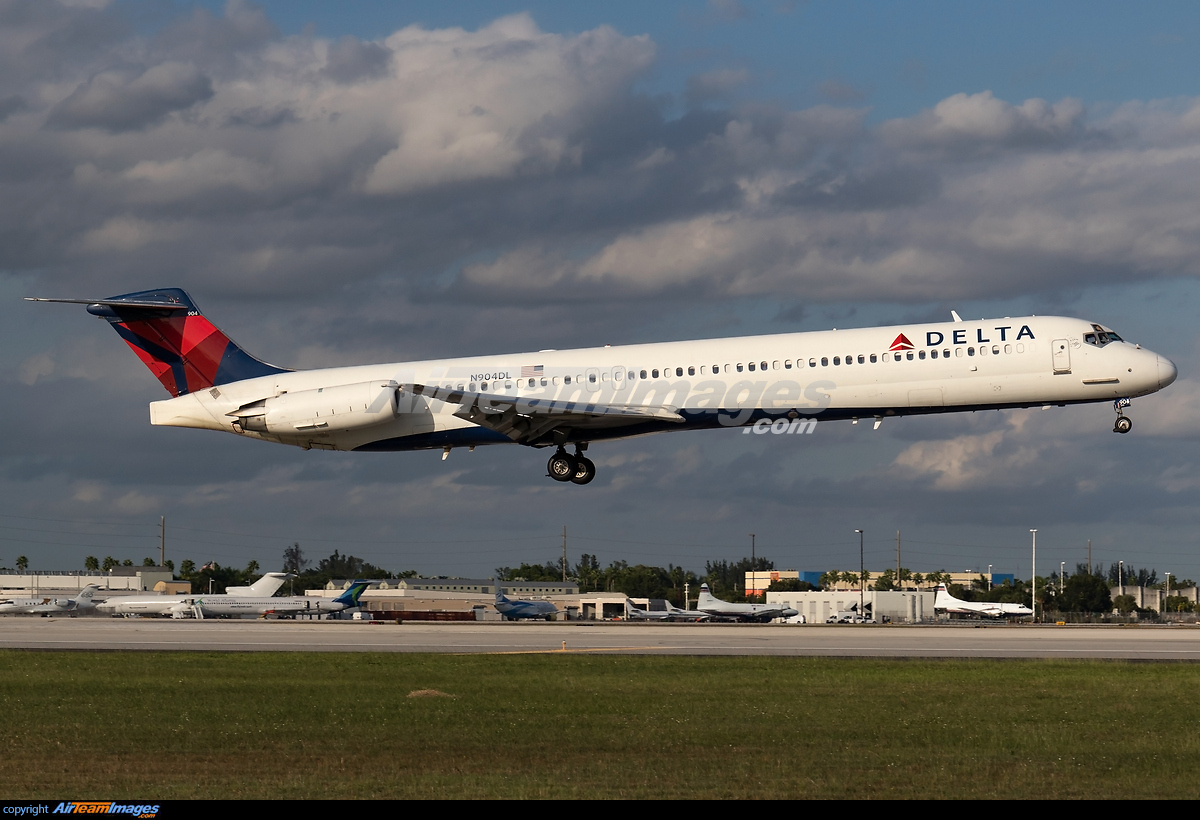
548, 451, 578, 481
1114, 416, 1132, 434
570, 456, 596, 485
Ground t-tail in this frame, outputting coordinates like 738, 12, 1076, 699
26, 288, 289, 397
333, 581, 371, 608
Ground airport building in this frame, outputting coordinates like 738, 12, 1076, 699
766, 590, 935, 623
747, 570, 1016, 596
0, 568, 175, 596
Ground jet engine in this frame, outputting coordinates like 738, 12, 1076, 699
229, 381, 398, 436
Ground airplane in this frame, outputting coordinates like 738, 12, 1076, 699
494, 588, 558, 620
695, 583, 799, 623
97, 572, 293, 617
0, 584, 100, 616
168, 580, 372, 619
934, 583, 1033, 619
623, 598, 710, 622
27, 289, 1177, 483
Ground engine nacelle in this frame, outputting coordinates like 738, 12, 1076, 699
231, 381, 398, 436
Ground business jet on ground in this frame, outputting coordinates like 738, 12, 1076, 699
0, 585, 100, 616
29, 290, 1177, 483
696, 584, 799, 623
623, 598, 710, 622
97, 572, 292, 617
494, 589, 558, 621
934, 583, 1033, 619
168, 580, 371, 619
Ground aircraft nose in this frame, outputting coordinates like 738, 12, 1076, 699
1159, 355, 1178, 389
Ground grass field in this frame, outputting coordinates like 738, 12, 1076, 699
2, 651, 1199, 798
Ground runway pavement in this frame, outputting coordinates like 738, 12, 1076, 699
3, 618, 1200, 658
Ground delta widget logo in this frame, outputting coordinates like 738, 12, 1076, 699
888, 333, 914, 352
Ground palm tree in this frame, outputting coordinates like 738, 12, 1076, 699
16, 556, 29, 571
84, 556, 99, 571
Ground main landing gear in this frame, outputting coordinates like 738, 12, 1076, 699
1113, 398, 1133, 434
547, 444, 596, 485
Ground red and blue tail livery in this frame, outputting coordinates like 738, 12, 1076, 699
28, 288, 288, 397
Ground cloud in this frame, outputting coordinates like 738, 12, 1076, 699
47, 62, 214, 132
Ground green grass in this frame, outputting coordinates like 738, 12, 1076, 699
2, 652, 1198, 798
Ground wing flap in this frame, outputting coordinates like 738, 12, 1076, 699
399, 382, 684, 444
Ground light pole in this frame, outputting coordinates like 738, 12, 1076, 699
750, 533, 756, 601
1119, 560, 1124, 591
1167, 573, 1173, 613
1030, 529, 1038, 622
1060, 561, 1065, 597
855, 529, 864, 622
988, 564, 992, 592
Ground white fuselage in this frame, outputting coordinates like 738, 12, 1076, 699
146, 316, 1177, 453
168, 595, 349, 619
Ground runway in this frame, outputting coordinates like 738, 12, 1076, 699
3, 618, 1200, 658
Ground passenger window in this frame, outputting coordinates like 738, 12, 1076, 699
469, 382, 477, 391
821, 357, 829, 366
541, 377, 548, 386
1004, 344, 1012, 354
688, 366, 695, 376
906, 352, 914, 361
652, 369, 659, 378
1017, 343, 1025, 353
918, 350, 926, 360
676, 367, 684, 377
529, 378, 536, 387
589, 373, 597, 384
931, 350, 938, 359
506, 381, 513, 389
748, 362, 756, 371
882, 353, 890, 362
870, 354, 878, 363
943, 349, 950, 358
564, 376, 571, 384
809, 358, 816, 367
784, 360, 792, 369
955, 349, 964, 358
552, 377, 560, 386
737, 363, 744, 372
992, 345, 999, 355
700, 366, 708, 375
640, 370, 647, 379
481, 382, 488, 390
761, 361, 767, 371
967, 347, 975, 356
844, 355, 852, 365
857, 355, 864, 364
601, 372, 609, 382
979, 346, 988, 356
833, 357, 840, 366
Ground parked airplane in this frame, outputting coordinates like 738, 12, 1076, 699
494, 588, 557, 620
169, 580, 371, 619
28, 289, 1177, 483
934, 583, 1033, 618
696, 584, 799, 623
624, 598, 710, 622
0, 584, 100, 616
97, 572, 293, 617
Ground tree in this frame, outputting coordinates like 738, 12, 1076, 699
1112, 594, 1137, 614
84, 556, 99, 571
164, 559, 175, 573
282, 543, 309, 574
102, 556, 118, 571
15, 555, 28, 571
179, 559, 195, 578
142, 557, 156, 567
246, 560, 260, 575
873, 568, 896, 591
1057, 573, 1112, 613
122, 559, 133, 567
819, 570, 843, 590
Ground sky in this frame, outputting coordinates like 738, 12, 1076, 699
5, 0, 1200, 582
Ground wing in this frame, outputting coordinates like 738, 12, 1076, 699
399, 383, 685, 446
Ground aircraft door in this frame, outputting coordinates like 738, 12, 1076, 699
585, 367, 601, 392
1052, 339, 1071, 373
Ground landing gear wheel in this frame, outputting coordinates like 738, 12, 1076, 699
1114, 416, 1133, 434
570, 456, 596, 485
547, 450, 578, 482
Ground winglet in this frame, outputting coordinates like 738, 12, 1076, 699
951, 310, 963, 322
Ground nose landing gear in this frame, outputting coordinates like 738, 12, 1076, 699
547, 444, 596, 484
1113, 398, 1132, 434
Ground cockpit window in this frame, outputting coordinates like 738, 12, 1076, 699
1084, 326, 1123, 347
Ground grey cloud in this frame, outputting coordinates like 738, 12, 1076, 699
47, 62, 214, 131
322, 36, 391, 84
0, 95, 27, 120
817, 79, 867, 103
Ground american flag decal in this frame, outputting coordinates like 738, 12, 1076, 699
521, 364, 544, 377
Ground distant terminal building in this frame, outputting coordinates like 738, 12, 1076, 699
0, 568, 173, 596
747, 570, 1016, 596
